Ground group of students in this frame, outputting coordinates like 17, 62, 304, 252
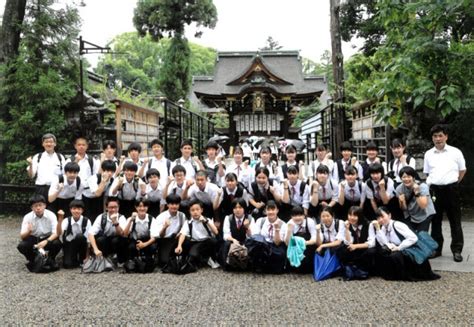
18, 123, 466, 280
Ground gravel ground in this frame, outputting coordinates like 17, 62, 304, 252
1, 216, 473, 326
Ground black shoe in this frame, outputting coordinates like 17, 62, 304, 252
429, 250, 442, 259
453, 253, 463, 262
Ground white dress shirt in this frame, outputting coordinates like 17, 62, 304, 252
375, 220, 418, 251
66, 154, 100, 187
126, 214, 154, 239
423, 144, 466, 186
390, 156, 416, 183
332, 159, 364, 182
225, 162, 253, 190
340, 180, 366, 203
318, 219, 345, 243
307, 159, 335, 180
171, 157, 198, 180
142, 183, 164, 204
89, 214, 127, 237
187, 182, 220, 201
28, 151, 65, 186
109, 177, 145, 200
316, 179, 339, 202
21, 209, 58, 239
179, 217, 215, 241
286, 218, 317, 241
286, 180, 310, 209
61, 215, 91, 242
145, 156, 171, 189
48, 175, 84, 200
365, 178, 395, 201
152, 210, 186, 238
251, 217, 287, 243
222, 214, 255, 241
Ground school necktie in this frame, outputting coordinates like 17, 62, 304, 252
268, 224, 274, 240
350, 189, 355, 201
229, 193, 235, 202
322, 186, 326, 200
236, 165, 241, 177
376, 185, 381, 199
237, 219, 242, 229
355, 226, 361, 241
326, 227, 331, 242
291, 186, 296, 200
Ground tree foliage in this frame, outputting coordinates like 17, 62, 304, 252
344, 1, 473, 133
133, 0, 217, 101
259, 36, 283, 51
0, 0, 80, 162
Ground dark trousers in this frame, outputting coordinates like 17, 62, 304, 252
50, 197, 74, 217
181, 238, 217, 267
430, 184, 464, 254
288, 244, 316, 274
17, 235, 62, 262
82, 196, 103, 223
407, 215, 433, 233
148, 201, 161, 218
156, 237, 179, 266
127, 238, 157, 260
95, 235, 128, 263
63, 235, 88, 268
119, 199, 135, 218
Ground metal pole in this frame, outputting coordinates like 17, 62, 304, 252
164, 100, 168, 156
79, 36, 84, 108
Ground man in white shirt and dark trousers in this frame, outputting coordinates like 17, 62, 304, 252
424, 124, 466, 262
56, 200, 91, 268
17, 195, 62, 272
26, 133, 66, 208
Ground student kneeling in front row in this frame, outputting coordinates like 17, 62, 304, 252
174, 200, 219, 271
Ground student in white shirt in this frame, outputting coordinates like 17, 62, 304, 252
17, 195, 62, 272
248, 167, 282, 219
284, 206, 317, 273
203, 141, 225, 185
249, 201, 287, 274
56, 200, 91, 269
370, 207, 440, 281
388, 138, 416, 186
26, 133, 66, 207
109, 161, 146, 218
99, 140, 120, 176
253, 146, 283, 184
182, 170, 220, 223
338, 165, 367, 219
281, 145, 305, 181
424, 124, 466, 262
67, 137, 100, 187
162, 165, 189, 200
122, 199, 157, 272
48, 162, 84, 217
361, 141, 387, 181
152, 194, 187, 268
225, 146, 253, 190
84, 160, 117, 222
308, 165, 339, 222
218, 198, 254, 271
214, 172, 249, 223
88, 197, 128, 265
145, 139, 172, 190
332, 141, 363, 182
142, 168, 165, 217
281, 165, 310, 221
316, 207, 345, 255
307, 144, 334, 183
122, 142, 146, 178
174, 200, 219, 272
170, 139, 205, 181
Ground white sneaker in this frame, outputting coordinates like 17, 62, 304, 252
207, 258, 220, 269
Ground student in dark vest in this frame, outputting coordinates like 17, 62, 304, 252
214, 172, 249, 223
17, 195, 62, 272
145, 139, 172, 191
109, 161, 146, 218
338, 165, 367, 219
142, 168, 164, 217
248, 167, 282, 219
253, 146, 283, 184
122, 199, 157, 270
174, 200, 219, 271
88, 197, 128, 265
56, 200, 91, 268
308, 165, 339, 223
249, 201, 288, 274
388, 138, 416, 187
26, 133, 66, 208
336, 206, 372, 271
307, 144, 334, 183
332, 141, 363, 182
203, 141, 225, 185
84, 160, 117, 222
365, 163, 400, 221
218, 198, 254, 270
396, 166, 435, 232
315, 206, 345, 255
369, 207, 440, 281
99, 140, 119, 177
48, 162, 83, 217
360, 141, 387, 181
284, 206, 317, 273
281, 145, 305, 180
152, 194, 187, 268
122, 142, 146, 178
280, 165, 310, 222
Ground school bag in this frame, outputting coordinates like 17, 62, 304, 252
63, 216, 89, 242
58, 175, 81, 191
34, 152, 64, 179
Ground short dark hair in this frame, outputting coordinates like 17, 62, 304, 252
165, 193, 181, 205
225, 172, 238, 182
128, 142, 142, 153
391, 138, 405, 148
195, 170, 208, 179
259, 146, 271, 154
266, 200, 278, 209
233, 146, 243, 155
255, 167, 270, 178
231, 197, 248, 211
316, 144, 327, 152
316, 165, 330, 175
290, 206, 305, 217
368, 162, 385, 178
374, 206, 390, 218
347, 206, 367, 225
340, 141, 352, 152
64, 162, 80, 173
105, 197, 119, 207
430, 124, 448, 136
320, 206, 334, 217
172, 164, 186, 176
180, 139, 193, 149
287, 165, 299, 175
123, 161, 138, 172
150, 138, 164, 148
29, 194, 46, 206
74, 136, 88, 144
286, 145, 297, 153
102, 140, 116, 150
101, 159, 117, 172
134, 199, 150, 207
69, 199, 85, 209
398, 166, 420, 180
344, 165, 358, 176
189, 199, 203, 209
366, 141, 378, 151
146, 168, 160, 180
205, 141, 219, 150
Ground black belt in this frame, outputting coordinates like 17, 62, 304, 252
431, 182, 458, 190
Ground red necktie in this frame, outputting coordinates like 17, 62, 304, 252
326, 227, 331, 242
237, 219, 242, 229
322, 186, 326, 200
291, 186, 296, 200
350, 189, 355, 201
268, 224, 274, 239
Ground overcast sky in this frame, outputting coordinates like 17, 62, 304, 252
1, 0, 361, 67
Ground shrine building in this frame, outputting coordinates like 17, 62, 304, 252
190, 50, 328, 145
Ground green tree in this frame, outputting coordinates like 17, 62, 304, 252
133, 0, 217, 101
344, 1, 473, 140
0, 0, 80, 162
